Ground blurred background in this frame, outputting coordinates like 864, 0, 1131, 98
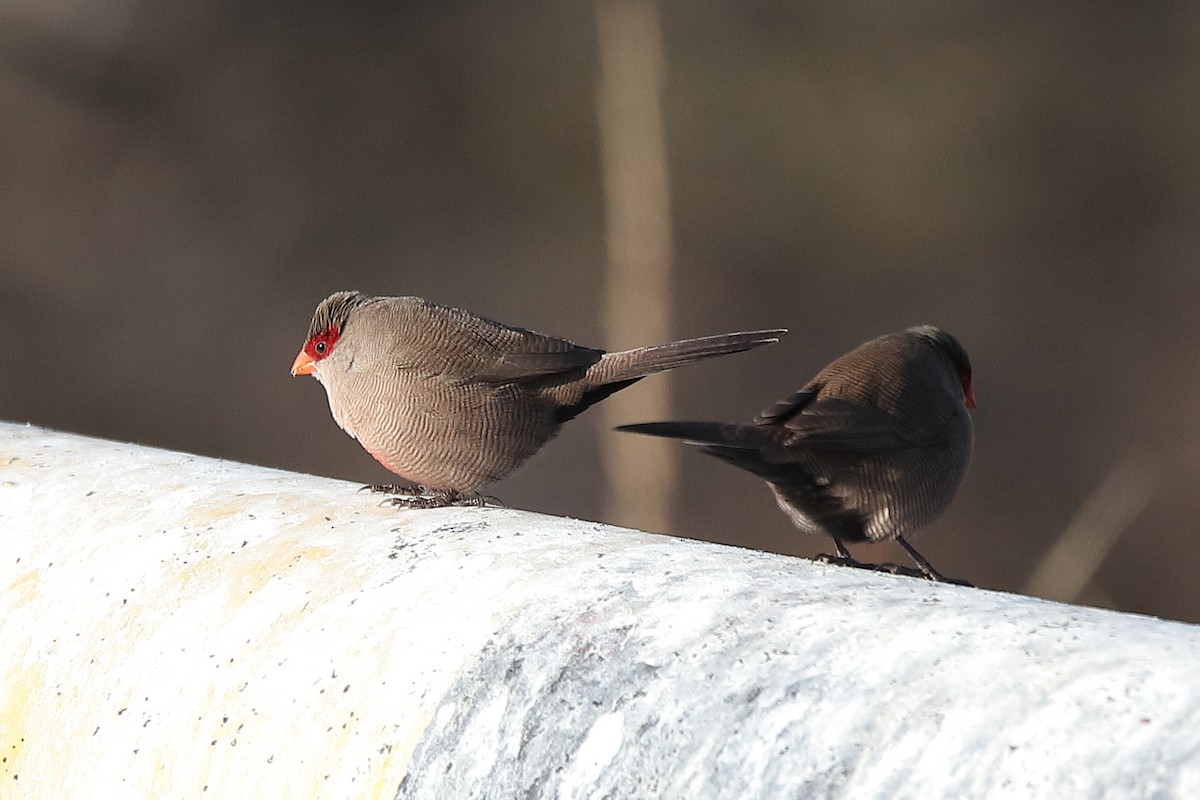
2, 1, 1198, 621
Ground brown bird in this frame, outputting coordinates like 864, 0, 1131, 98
291, 291, 786, 507
618, 326, 974, 582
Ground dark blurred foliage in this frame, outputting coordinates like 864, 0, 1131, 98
3, 1, 1199, 621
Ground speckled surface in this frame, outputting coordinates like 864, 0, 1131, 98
1, 422, 1199, 799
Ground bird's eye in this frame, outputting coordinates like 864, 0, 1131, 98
305, 325, 341, 361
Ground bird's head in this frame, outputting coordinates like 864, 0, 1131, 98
910, 325, 975, 409
290, 291, 368, 378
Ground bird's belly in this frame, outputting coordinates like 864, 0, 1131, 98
857, 439, 971, 542
767, 429, 971, 544
329, 375, 556, 492
770, 489, 831, 539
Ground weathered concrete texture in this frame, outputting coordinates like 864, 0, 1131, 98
1, 422, 1199, 799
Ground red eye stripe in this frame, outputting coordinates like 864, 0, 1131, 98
961, 372, 976, 409
304, 326, 341, 361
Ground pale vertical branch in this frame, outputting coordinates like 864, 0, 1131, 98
1024, 454, 1157, 602
594, 0, 675, 531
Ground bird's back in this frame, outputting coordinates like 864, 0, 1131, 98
764, 331, 973, 542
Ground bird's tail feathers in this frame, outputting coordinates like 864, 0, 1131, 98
591, 330, 785, 385
619, 421, 783, 478
615, 421, 772, 449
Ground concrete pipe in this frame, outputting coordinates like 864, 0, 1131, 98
1, 422, 1197, 798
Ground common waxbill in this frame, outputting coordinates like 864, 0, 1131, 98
291, 291, 786, 507
618, 326, 974, 581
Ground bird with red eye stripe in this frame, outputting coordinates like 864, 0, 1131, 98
619, 326, 975, 583
290, 291, 785, 508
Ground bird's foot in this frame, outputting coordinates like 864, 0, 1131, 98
813, 553, 918, 577
895, 536, 975, 586
815, 538, 868, 570
384, 493, 459, 509
814, 552, 869, 570
870, 560, 941, 581
814, 554, 973, 586
381, 488, 497, 510
360, 484, 425, 496
909, 567, 973, 587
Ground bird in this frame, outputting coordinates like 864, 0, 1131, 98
617, 326, 974, 582
290, 291, 786, 507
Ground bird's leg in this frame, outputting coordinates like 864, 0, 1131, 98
895, 537, 973, 587
894, 537, 944, 579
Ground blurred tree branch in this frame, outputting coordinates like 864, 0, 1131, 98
1024, 453, 1157, 603
595, 0, 675, 531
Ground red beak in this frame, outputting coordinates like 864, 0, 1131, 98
291, 350, 316, 376
963, 378, 976, 409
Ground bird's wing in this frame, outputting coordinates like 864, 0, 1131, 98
463, 320, 604, 381
754, 386, 821, 425
384, 298, 605, 382
776, 398, 921, 451
478, 328, 603, 380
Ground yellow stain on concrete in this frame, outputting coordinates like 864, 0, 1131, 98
172, 537, 335, 607
0, 662, 43, 785
225, 542, 336, 603
183, 501, 256, 529
6, 571, 38, 607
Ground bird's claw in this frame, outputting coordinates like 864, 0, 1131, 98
814, 552, 867, 569
383, 494, 457, 510
360, 484, 424, 496
924, 572, 974, 587
379, 489, 497, 510
814, 553, 973, 586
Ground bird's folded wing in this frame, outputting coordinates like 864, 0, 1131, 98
476, 326, 604, 381
754, 387, 820, 425
778, 398, 924, 451
373, 298, 606, 381
493, 346, 605, 378
378, 319, 602, 383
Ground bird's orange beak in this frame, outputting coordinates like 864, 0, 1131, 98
291, 349, 316, 376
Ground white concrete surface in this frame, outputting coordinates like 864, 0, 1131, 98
1, 421, 1198, 799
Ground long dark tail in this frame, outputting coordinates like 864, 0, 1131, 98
619, 424, 816, 494
555, 330, 785, 424
620, 420, 871, 541
615, 421, 768, 447
617, 420, 785, 475
587, 330, 786, 386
